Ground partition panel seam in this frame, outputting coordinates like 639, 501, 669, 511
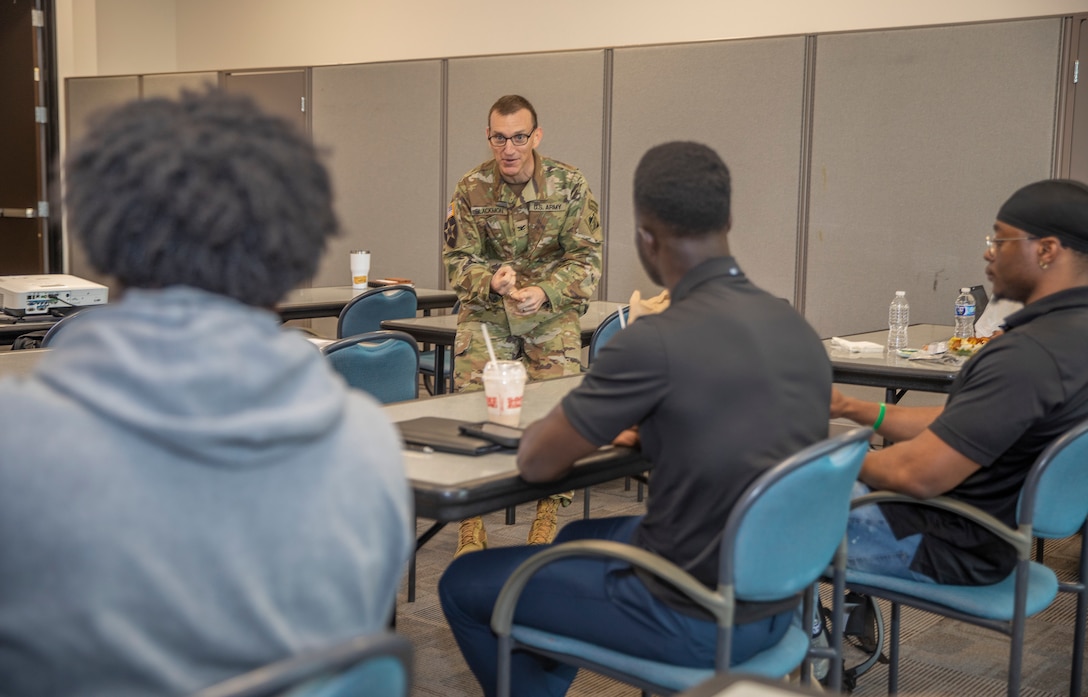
439, 59, 449, 291
794, 35, 818, 316
600, 49, 614, 300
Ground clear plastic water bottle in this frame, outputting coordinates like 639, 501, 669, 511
954, 287, 976, 339
888, 291, 909, 350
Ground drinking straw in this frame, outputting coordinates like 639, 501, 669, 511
482, 324, 498, 365
618, 307, 627, 329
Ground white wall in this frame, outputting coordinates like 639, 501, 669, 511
95, 0, 176, 74
53, 0, 1088, 146
60, 0, 1088, 79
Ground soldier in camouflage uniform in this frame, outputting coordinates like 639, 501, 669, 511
443, 94, 603, 556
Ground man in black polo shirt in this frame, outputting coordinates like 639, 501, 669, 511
833, 179, 1088, 585
439, 141, 832, 697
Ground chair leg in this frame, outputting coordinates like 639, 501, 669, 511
827, 561, 847, 693
496, 635, 514, 697
1008, 624, 1025, 697
637, 479, 645, 502
1035, 537, 1046, 563
888, 602, 901, 695
800, 589, 814, 685
583, 487, 591, 519
407, 551, 417, 603
506, 505, 516, 525
1070, 531, 1087, 697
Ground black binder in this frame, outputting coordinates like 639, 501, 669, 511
396, 417, 503, 456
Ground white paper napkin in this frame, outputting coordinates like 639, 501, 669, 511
830, 337, 885, 354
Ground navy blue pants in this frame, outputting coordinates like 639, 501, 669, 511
438, 515, 793, 697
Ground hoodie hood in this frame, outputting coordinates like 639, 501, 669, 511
37, 286, 348, 468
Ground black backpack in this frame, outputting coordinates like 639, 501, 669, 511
11, 330, 48, 350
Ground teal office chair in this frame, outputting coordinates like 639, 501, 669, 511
322, 330, 419, 404
844, 416, 1088, 697
491, 427, 873, 696
190, 632, 413, 697
587, 305, 630, 366
336, 285, 417, 339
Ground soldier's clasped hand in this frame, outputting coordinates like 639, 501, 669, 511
491, 265, 518, 296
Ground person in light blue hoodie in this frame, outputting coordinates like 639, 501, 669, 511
0, 90, 413, 696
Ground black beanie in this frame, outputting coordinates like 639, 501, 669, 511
996, 179, 1088, 254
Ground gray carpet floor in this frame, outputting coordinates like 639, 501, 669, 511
396, 476, 1087, 696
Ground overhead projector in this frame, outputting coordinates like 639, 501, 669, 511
0, 274, 109, 317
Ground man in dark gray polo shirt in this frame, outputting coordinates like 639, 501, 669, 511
439, 141, 832, 697
833, 179, 1088, 585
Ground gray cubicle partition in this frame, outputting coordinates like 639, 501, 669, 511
64, 75, 140, 288
805, 19, 1061, 337
445, 51, 608, 293
609, 37, 809, 304
65, 75, 140, 145
311, 61, 443, 289
64, 17, 1068, 331
142, 72, 218, 99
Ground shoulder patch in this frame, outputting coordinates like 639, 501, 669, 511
444, 202, 458, 248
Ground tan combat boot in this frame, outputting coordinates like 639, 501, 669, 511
454, 516, 487, 558
527, 491, 572, 545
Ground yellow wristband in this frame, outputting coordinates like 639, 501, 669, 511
872, 402, 887, 431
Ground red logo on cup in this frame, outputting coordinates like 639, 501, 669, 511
486, 396, 498, 408
506, 396, 522, 409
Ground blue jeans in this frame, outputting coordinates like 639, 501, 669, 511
438, 515, 793, 697
846, 482, 934, 583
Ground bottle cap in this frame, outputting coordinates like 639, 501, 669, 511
895, 290, 906, 296
960, 287, 971, 293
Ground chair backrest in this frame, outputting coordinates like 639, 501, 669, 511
1017, 417, 1088, 540
336, 285, 418, 339
191, 632, 413, 697
322, 330, 420, 404
40, 306, 99, 348
587, 306, 629, 365
722, 427, 871, 602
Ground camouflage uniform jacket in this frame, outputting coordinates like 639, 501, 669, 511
443, 151, 602, 330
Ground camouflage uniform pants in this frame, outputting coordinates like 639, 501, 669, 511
452, 309, 583, 392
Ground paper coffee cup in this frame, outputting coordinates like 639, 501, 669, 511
350, 250, 371, 289
483, 360, 527, 427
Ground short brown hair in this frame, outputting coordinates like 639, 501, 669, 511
489, 94, 537, 129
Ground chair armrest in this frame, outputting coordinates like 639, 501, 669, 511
490, 540, 727, 637
192, 632, 412, 697
851, 491, 1032, 560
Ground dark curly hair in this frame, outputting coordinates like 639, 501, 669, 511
634, 141, 731, 237
65, 89, 339, 307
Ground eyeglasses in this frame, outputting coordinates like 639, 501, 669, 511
985, 234, 1036, 253
487, 127, 536, 148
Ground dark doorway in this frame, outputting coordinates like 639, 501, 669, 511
0, 0, 59, 274
223, 69, 309, 136
1066, 17, 1088, 183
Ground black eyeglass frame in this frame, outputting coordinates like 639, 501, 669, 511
487, 127, 537, 148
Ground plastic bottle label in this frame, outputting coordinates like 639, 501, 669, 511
955, 306, 976, 317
